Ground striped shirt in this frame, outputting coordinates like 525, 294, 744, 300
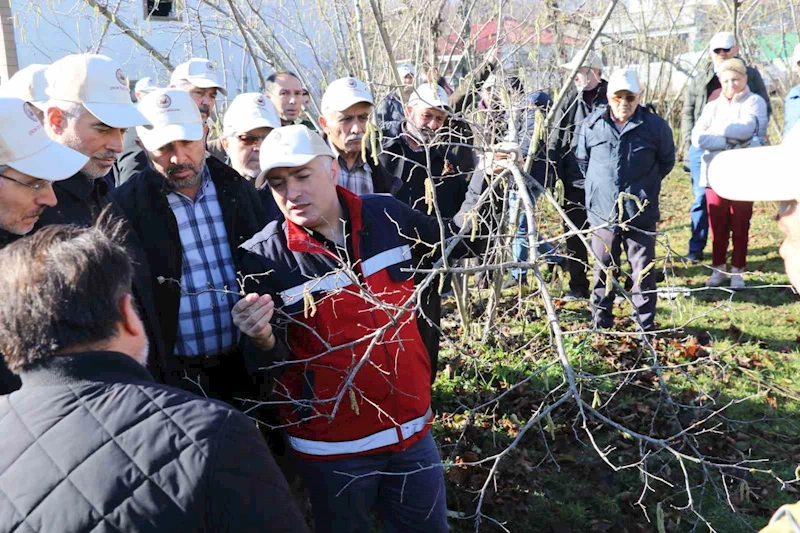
167, 166, 239, 357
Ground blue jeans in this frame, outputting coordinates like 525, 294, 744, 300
295, 432, 449, 533
688, 145, 708, 254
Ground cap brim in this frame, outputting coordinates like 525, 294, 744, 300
136, 123, 204, 151
257, 153, 320, 184
322, 95, 374, 115
7, 140, 89, 182
186, 77, 227, 96
708, 144, 797, 202
224, 117, 279, 137
85, 102, 150, 129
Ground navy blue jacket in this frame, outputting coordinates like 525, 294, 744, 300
0, 351, 308, 533
577, 106, 675, 229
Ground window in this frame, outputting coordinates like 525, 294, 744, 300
144, 0, 179, 21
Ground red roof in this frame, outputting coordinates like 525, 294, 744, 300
437, 17, 575, 56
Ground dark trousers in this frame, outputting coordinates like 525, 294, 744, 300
564, 185, 590, 293
416, 284, 442, 385
166, 349, 257, 405
688, 146, 709, 254
590, 226, 657, 330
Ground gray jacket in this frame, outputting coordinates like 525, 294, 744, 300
681, 60, 770, 157
577, 106, 675, 229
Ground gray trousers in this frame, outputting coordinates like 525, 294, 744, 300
590, 226, 657, 330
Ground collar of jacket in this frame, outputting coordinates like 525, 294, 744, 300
19, 350, 154, 388
726, 86, 753, 103
596, 105, 646, 131
56, 172, 108, 201
0, 227, 19, 248
285, 185, 364, 255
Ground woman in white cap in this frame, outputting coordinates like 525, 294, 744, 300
691, 57, 768, 289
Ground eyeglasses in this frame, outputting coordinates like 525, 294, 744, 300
0, 173, 51, 192
611, 94, 637, 103
713, 47, 732, 54
236, 133, 267, 147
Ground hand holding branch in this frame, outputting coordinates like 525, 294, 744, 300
233, 293, 277, 351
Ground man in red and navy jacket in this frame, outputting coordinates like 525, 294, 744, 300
231, 125, 499, 533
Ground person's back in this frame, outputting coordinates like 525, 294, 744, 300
0, 223, 308, 533
0, 352, 306, 533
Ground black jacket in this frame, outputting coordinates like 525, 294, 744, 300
0, 350, 309, 533
112, 157, 275, 376
0, 229, 21, 396
114, 127, 151, 186
380, 120, 476, 219
33, 173, 168, 383
547, 80, 609, 190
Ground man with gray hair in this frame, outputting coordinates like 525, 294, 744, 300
220, 92, 282, 182
681, 31, 770, 263
318, 76, 399, 195
36, 53, 167, 383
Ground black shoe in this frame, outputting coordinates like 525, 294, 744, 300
561, 289, 589, 302
686, 251, 704, 263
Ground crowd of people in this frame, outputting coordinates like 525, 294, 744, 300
0, 29, 799, 532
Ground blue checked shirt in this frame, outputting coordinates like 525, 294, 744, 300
168, 166, 240, 357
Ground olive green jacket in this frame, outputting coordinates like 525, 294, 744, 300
680, 60, 771, 158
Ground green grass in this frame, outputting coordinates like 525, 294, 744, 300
433, 168, 800, 532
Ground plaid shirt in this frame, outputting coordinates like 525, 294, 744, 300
332, 143, 374, 195
167, 166, 239, 357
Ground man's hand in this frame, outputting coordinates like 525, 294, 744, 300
232, 293, 276, 351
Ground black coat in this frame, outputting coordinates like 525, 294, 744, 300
0, 350, 309, 533
33, 173, 168, 383
114, 127, 151, 186
112, 157, 277, 378
0, 229, 21, 396
547, 80, 609, 190
380, 120, 476, 219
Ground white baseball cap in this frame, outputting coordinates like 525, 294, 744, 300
792, 43, 800, 67
407, 83, 449, 109
607, 68, 642, 94
321, 77, 374, 115
0, 97, 88, 181
44, 54, 148, 129
258, 125, 334, 182
170, 58, 227, 96
561, 50, 604, 71
398, 64, 415, 79
0, 64, 49, 109
134, 76, 159, 96
223, 92, 281, 137
709, 32, 736, 51
708, 124, 800, 202
135, 89, 204, 151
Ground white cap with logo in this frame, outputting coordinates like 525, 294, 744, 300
134, 77, 159, 96
258, 125, 333, 182
321, 77, 374, 115
708, 124, 800, 202
170, 58, 227, 96
0, 64, 49, 109
407, 83, 450, 109
607, 68, 642, 95
223, 93, 281, 137
561, 51, 604, 71
135, 89, 204, 151
44, 54, 149, 129
0, 96, 88, 181
398, 64, 415, 79
709, 32, 736, 51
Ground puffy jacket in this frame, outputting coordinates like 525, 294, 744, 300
680, 61, 770, 158
238, 187, 484, 460
691, 87, 768, 187
547, 80, 609, 190
380, 120, 476, 219
0, 351, 308, 533
577, 106, 676, 229
784, 85, 800, 136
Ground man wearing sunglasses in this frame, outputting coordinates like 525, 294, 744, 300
0, 96, 89, 396
709, 124, 800, 292
577, 69, 675, 331
681, 31, 770, 263
112, 89, 269, 403
220, 93, 282, 183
